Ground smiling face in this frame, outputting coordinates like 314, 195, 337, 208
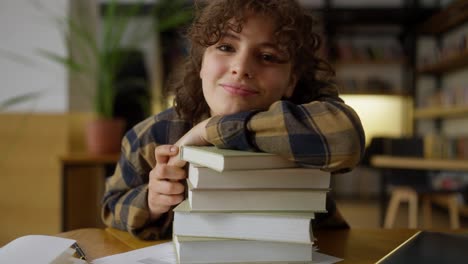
199, 14, 297, 116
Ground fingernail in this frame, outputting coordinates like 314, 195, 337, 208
170, 146, 177, 152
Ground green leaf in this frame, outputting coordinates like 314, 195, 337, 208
36, 49, 88, 74
0, 91, 43, 111
0, 48, 39, 68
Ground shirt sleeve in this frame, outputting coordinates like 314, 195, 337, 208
205, 96, 365, 173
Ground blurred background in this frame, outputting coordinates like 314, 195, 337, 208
1, 0, 468, 245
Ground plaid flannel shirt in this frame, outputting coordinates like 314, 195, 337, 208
101, 95, 365, 239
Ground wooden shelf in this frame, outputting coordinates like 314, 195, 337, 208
340, 90, 409, 96
414, 105, 468, 119
420, 0, 468, 34
371, 155, 468, 171
418, 50, 468, 75
335, 59, 405, 66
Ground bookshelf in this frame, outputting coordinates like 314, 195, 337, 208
411, 0, 468, 216
321, 3, 435, 96
419, 0, 468, 34
417, 50, 468, 75
414, 0, 468, 161
322, 0, 436, 96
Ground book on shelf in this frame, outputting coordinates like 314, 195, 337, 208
188, 163, 330, 189
0, 235, 88, 264
173, 235, 314, 264
173, 200, 315, 244
188, 183, 328, 211
180, 146, 297, 172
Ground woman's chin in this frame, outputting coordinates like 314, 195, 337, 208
211, 107, 249, 116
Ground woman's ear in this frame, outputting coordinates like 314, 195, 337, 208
283, 74, 297, 98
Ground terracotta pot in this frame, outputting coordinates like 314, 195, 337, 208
85, 118, 125, 154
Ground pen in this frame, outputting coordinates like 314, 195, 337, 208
72, 242, 89, 263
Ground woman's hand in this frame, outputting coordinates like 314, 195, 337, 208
147, 118, 212, 220
167, 118, 212, 166
148, 145, 186, 221
175, 118, 211, 147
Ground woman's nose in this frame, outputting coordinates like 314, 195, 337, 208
231, 53, 254, 79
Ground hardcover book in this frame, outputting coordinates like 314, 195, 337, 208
188, 163, 330, 189
173, 235, 314, 264
180, 146, 297, 172
188, 185, 328, 211
173, 200, 315, 243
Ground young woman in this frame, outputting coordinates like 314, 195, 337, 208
102, 0, 365, 240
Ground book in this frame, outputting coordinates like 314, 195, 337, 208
377, 231, 468, 264
173, 235, 314, 264
188, 185, 328, 211
0, 235, 88, 264
179, 146, 297, 172
173, 200, 315, 243
188, 163, 330, 189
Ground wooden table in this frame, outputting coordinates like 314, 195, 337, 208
58, 228, 424, 264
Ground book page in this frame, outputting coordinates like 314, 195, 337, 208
92, 241, 176, 264
92, 240, 341, 264
0, 235, 76, 263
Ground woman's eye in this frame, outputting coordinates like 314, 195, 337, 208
216, 44, 234, 52
261, 53, 279, 63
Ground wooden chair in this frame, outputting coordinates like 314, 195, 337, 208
368, 137, 461, 229
384, 186, 460, 228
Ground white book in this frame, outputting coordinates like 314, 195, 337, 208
173, 235, 314, 264
0, 235, 87, 264
180, 146, 297, 172
188, 187, 328, 212
188, 163, 330, 189
173, 200, 315, 244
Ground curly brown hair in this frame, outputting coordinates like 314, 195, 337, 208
171, 0, 337, 123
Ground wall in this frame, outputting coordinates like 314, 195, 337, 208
0, 0, 68, 112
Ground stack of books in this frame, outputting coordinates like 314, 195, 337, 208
173, 146, 331, 264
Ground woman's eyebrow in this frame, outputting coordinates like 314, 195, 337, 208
220, 32, 240, 41
220, 32, 285, 53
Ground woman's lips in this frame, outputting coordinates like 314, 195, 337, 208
221, 84, 258, 96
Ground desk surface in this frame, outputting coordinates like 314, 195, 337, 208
371, 155, 468, 171
58, 228, 431, 264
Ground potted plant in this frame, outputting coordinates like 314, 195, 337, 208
41, 0, 192, 154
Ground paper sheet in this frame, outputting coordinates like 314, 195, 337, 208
92, 242, 176, 264
92, 241, 342, 264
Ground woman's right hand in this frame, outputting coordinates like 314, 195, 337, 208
148, 145, 186, 221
